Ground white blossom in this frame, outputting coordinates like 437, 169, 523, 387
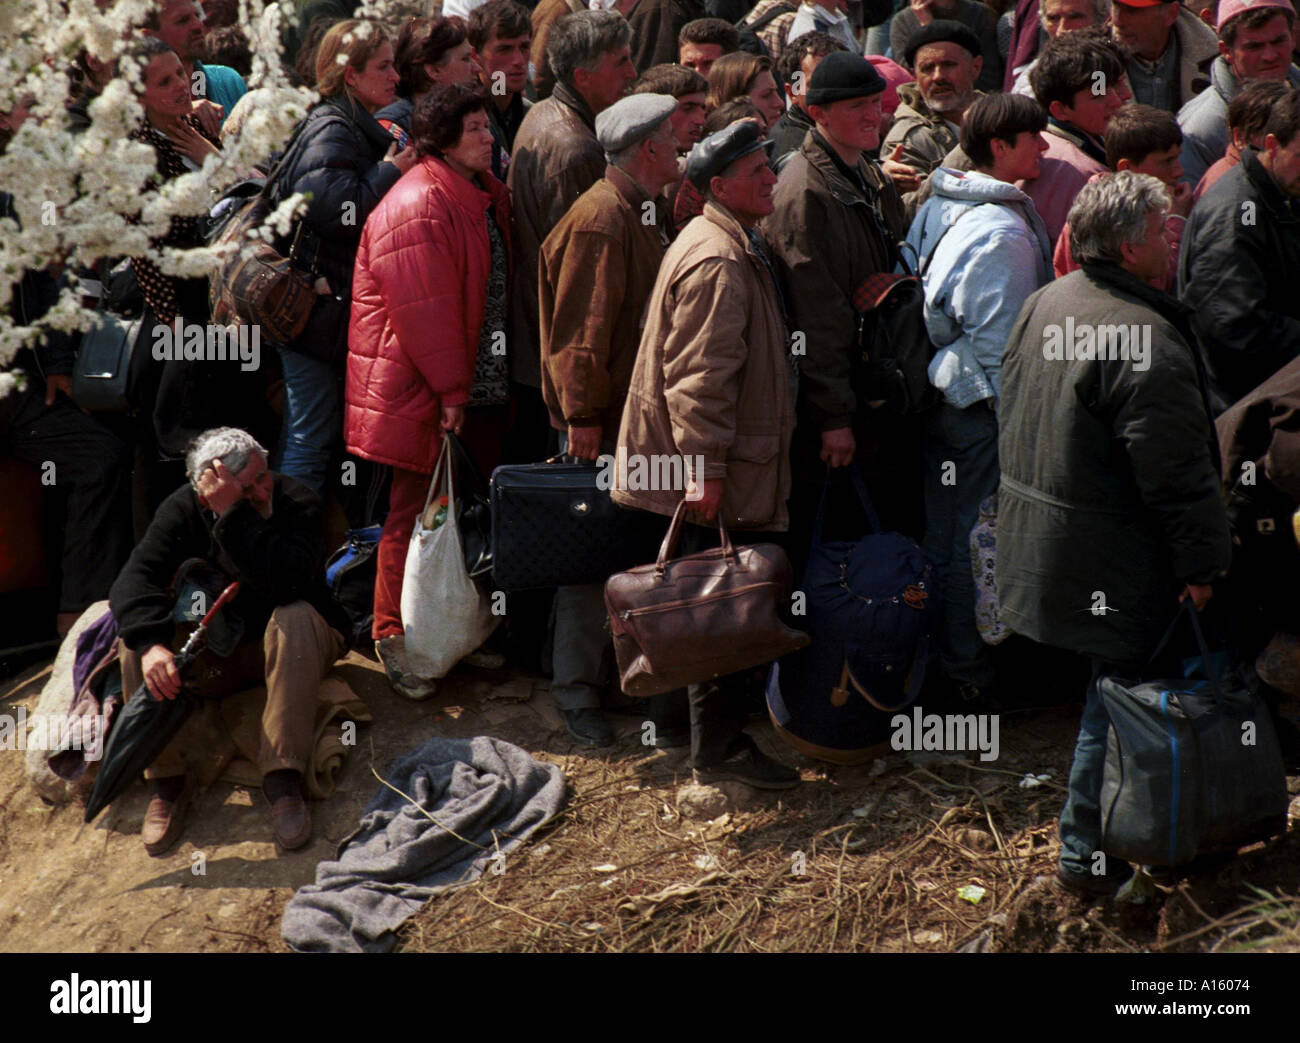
0, 0, 317, 382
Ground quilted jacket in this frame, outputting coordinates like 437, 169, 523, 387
345, 157, 512, 475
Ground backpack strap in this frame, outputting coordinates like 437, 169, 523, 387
916, 201, 985, 278
739, 1, 797, 32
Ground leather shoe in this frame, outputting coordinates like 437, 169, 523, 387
693, 736, 799, 790
141, 777, 191, 857
268, 794, 312, 851
562, 707, 615, 747
1054, 863, 1133, 897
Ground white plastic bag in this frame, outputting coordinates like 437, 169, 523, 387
400, 437, 495, 678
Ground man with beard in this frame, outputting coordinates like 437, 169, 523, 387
882, 20, 984, 216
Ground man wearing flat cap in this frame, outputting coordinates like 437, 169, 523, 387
612, 121, 802, 789
538, 93, 682, 747
882, 20, 985, 215
765, 52, 919, 564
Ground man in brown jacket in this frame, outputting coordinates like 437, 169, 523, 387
507, 9, 637, 463
764, 52, 920, 557
613, 121, 801, 788
538, 93, 681, 745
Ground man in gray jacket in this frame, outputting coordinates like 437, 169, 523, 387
998, 172, 1232, 896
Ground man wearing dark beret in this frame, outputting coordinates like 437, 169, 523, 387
882, 20, 985, 217
612, 121, 802, 789
764, 52, 921, 566
890, 0, 1003, 93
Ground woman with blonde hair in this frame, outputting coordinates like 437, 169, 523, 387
269, 18, 418, 495
704, 52, 785, 130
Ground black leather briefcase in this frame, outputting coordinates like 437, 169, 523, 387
489, 458, 662, 591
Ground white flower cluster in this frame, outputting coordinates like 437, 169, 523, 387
0, 0, 318, 380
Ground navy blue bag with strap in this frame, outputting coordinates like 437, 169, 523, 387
1099, 600, 1289, 867
767, 468, 939, 763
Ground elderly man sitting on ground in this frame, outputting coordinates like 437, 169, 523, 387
108, 427, 350, 855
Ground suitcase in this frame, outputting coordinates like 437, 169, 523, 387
489, 458, 661, 591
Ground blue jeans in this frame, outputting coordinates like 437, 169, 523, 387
276, 347, 341, 497
1058, 659, 1137, 877
922, 399, 1000, 688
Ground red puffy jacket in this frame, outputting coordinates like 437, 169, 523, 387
346, 156, 512, 474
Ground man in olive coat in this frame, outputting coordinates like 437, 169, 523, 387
997, 172, 1231, 896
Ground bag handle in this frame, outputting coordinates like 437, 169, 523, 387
421, 436, 457, 521
1147, 598, 1228, 708
811, 465, 883, 548
445, 431, 488, 493
655, 499, 735, 576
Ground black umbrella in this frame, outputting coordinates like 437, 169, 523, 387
84, 582, 241, 823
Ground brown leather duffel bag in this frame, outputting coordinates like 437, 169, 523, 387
604, 500, 811, 698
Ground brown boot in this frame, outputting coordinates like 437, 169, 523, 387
141, 775, 190, 856
265, 770, 311, 851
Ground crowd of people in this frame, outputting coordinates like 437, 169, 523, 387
4, 0, 1300, 889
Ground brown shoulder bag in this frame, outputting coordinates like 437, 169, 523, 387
604, 500, 811, 698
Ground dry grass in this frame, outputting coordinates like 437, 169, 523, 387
394, 701, 1300, 954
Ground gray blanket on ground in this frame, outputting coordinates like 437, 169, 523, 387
281, 735, 567, 953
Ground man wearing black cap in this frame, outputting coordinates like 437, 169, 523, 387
765, 52, 919, 558
891, 0, 1003, 93
882, 20, 985, 216
612, 121, 801, 789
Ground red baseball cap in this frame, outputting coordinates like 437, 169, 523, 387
1216, 0, 1295, 34
1111, 0, 1170, 8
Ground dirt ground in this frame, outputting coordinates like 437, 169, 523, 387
2, 650, 1300, 953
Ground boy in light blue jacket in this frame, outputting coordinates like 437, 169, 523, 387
905, 92, 1053, 702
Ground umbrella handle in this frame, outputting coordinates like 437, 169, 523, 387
175, 581, 241, 666
200, 581, 241, 627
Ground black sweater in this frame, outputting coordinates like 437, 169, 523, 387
109, 474, 348, 652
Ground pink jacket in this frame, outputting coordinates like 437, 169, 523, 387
1019, 125, 1107, 245
346, 156, 511, 474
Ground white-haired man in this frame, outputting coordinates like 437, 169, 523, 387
109, 428, 349, 856
997, 172, 1231, 895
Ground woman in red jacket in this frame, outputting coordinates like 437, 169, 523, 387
346, 82, 510, 699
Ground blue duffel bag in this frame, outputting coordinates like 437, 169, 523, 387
1099, 601, 1289, 868
767, 468, 939, 764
